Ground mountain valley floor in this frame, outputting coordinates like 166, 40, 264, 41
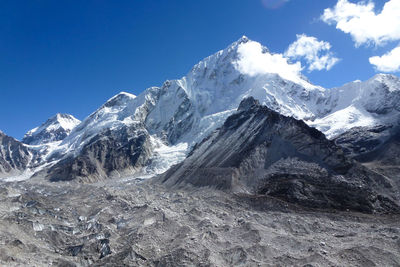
0, 176, 399, 266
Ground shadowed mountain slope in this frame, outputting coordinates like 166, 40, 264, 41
161, 97, 399, 213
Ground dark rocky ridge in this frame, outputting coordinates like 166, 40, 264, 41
357, 127, 400, 195
161, 97, 399, 213
357, 127, 400, 165
334, 124, 394, 159
45, 124, 153, 183
334, 125, 400, 196
0, 131, 32, 178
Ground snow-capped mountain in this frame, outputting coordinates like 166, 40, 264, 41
309, 74, 400, 138
143, 36, 330, 146
1, 36, 400, 181
42, 92, 156, 182
55, 92, 139, 154
22, 113, 81, 145
42, 36, 331, 181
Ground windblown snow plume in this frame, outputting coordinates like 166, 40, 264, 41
234, 40, 303, 84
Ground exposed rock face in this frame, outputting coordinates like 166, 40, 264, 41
0, 131, 32, 178
22, 113, 80, 145
161, 97, 399, 213
46, 124, 153, 182
333, 125, 400, 193
346, 127, 400, 193
358, 127, 400, 166
334, 125, 393, 158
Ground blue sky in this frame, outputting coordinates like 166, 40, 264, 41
0, 0, 397, 139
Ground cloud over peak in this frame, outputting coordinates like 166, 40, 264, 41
285, 34, 340, 71
234, 40, 303, 84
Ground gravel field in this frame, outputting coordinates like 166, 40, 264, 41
0, 177, 399, 266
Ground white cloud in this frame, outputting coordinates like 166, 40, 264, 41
234, 41, 303, 84
321, 0, 400, 47
369, 45, 400, 72
285, 34, 340, 71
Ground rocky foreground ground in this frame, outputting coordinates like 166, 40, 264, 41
0, 177, 399, 267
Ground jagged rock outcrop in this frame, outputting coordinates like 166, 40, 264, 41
345, 127, 400, 192
334, 124, 400, 163
0, 131, 32, 178
357, 127, 400, 165
334, 125, 393, 158
161, 97, 399, 213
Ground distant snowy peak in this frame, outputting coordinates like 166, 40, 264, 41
369, 73, 400, 90
22, 113, 81, 145
309, 74, 400, 138
103, 91, 137, 107
55, 91, 142, 155
77, 91, 137, 126
360, 74, 400, 113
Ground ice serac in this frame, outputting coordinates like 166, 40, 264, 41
23, 113, 81, 145
160, 97, 399, 213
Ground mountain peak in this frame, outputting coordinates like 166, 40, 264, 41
371, 73, 399, 82
117, 91, 136, 98
225, 35, 272, 56
366, 73, 400, 93
51, 113, 76, 122
104, 91, 137, 108
22, 113, 80, 145
237, 96, 260, 111
236, 35, 250, 44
